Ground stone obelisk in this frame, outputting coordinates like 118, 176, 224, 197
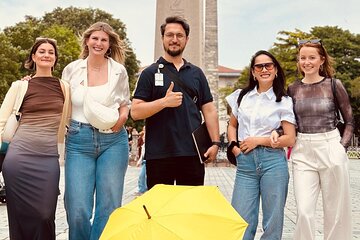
154, 0, 204, 68
204, 0, 219, 107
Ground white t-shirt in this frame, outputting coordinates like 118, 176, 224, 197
62, 57, 130, 124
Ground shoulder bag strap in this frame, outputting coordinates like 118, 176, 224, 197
160, 65, 200, 109
235, 89, 245, 141
331, 78, 342, 120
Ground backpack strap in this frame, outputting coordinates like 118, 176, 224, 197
331, 78, 342, 121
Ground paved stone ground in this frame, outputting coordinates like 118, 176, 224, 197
1, 159, 359, 240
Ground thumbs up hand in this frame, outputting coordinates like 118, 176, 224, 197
163, 82, 183, 108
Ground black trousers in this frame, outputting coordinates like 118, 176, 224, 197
146, 156, 205, 189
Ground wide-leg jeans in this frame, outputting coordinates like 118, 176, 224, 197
291, 129, 352, 240
231, 147, 289, 240
64, 120, 129, 240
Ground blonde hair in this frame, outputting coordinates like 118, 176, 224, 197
79, 22, 126, 64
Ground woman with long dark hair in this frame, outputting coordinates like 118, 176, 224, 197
227, 50, 296, 239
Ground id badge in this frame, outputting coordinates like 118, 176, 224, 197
155, 73, 164, 86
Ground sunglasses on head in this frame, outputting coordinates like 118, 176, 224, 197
298, 39, 322, 46
253, 62, 275, 72
35, 37, 57, 44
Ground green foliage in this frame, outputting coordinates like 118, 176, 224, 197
0, 7, 139, 111
40, 25, 81, 77
41, 7, 139, 92
0, 33, 23, 97
42, 7, 128, 40
232, 26, 360, 135
237, 66, 250, 89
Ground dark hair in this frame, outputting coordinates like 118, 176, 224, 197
24, 37, 58, 71
237, 50, 286, 105
160, 16, 190, 37
297, 42, 335, 78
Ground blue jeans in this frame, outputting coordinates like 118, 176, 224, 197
231, 147, 289, 240
64, 120, 129, 240
138, 160, 147, 193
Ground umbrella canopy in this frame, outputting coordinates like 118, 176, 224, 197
100, 184, 247, 240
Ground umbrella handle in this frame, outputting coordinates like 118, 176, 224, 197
143, 205, 151, 219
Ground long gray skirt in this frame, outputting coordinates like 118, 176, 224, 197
2, 125, 60, 240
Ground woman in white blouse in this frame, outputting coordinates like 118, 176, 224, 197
226, 50, 296, 240
61, 22, 130, 240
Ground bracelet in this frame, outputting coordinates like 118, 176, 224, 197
212, 141, 221, 147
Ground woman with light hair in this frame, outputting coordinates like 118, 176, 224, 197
62, 22, 130, 240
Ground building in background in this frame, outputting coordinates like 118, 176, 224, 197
218, 65, 241, 135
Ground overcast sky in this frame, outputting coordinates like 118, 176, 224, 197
0, 0, 359, 70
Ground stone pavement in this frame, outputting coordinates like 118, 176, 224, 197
0, 159, 359, 240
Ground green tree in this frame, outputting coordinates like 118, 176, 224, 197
233, 26, 360, 135
40, 25, 81, 77
40, 7, 139, 90
0, 7, 140, 127
0, 33, 23, 97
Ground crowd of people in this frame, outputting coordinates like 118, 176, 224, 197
0, 15, 354, 240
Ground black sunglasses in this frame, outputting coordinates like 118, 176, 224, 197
253, 62, 275, 72
35, 37, 57, 44
298, 39, 322, 46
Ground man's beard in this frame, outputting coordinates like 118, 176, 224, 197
164, 44, 184, 57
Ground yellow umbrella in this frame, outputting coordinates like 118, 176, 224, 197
100, 184, 248, 240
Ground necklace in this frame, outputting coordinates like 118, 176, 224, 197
89, 65, 102, 71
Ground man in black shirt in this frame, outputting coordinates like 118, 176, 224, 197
131, 16, 220, 189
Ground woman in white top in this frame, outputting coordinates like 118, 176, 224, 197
61, 22, 130, 240
226, 50, 296, 240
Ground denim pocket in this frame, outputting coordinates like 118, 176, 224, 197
235, 152, 244, 165
263, 147, 286, 162
67, 125, 80, 135
263, 147, 282, 153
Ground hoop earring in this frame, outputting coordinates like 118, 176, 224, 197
275, 73, 278, 78
106, 48, 112, 56
253, 75, 256, 81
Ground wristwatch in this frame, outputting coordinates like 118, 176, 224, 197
212, 141, 221, 147
227, 141, 239, 152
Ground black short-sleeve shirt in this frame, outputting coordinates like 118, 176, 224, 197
133, 57, 213, 160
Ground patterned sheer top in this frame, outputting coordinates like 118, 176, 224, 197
287, 77, 354, 147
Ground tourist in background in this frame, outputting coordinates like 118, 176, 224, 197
136, 126, 147, 195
